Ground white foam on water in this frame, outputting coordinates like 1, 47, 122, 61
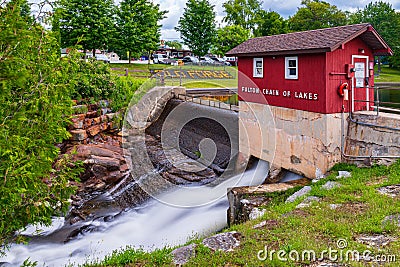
0, 160, 269, 267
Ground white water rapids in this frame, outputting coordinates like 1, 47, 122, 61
1, 160, 272, 267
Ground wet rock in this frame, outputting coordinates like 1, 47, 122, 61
322, 181, 342, 190
171, 244, 197, 265
91, 164, 108, 179
382, 214, 400, 227
85, 156, 120, 171
377, 184, 400, 198
263, 166, 287, 184
356, 234, 396, 248
296, 196, 321, 208
285, 186, 312, 203
336, 171, 351, 179
202, 232, 241, 252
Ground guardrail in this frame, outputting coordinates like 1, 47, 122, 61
177, 93, 239, 112
350, 82, 400, 132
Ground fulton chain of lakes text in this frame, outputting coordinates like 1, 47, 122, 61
242, 86, 319, 101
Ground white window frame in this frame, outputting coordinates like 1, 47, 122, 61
285, 56, 298, 80
253, 58, 263, 78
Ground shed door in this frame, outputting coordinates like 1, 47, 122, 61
352, 56, 370, 112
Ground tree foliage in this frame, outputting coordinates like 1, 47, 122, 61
222, 0, 263, 33
0, 0, 83, 247
56, 0, 115, 56
350, 1, 400, 68
116, 0, 166, 63
288, 0, 347, 31
212, 25, 250, 55
175, 0, 216, 56
165, 40, 183, 50
254, 10, 288, 37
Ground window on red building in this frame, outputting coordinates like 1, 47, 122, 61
285, 56, 298, 79
253, 58, 263, 78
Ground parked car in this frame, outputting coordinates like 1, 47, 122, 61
153, 54, 168, 64
200, 56, 214, 64
224, 56, 237, 66
95, 54, 110, 63
182, 56, 199, 64
210, 56, 231, 66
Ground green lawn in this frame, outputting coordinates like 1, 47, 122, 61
111, 64, 238, 89
374, 65, 400, 83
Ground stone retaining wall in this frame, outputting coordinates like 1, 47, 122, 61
345, 111, 400, 161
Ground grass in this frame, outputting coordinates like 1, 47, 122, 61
110, 63, 238, 89
82, 161, 400, 266
374, 65, 400, 83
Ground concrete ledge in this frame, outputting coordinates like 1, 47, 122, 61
227, 178, 310, 226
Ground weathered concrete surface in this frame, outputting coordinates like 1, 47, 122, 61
124, 86, 186, 131
227, 178, 309, 226
345, 111, 400, 161
239, 102, 345, 179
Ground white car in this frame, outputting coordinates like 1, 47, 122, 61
200, 56, 214, 64
95, 54, 110, 63
182, 56, 199, 64
153, 54, 168, 64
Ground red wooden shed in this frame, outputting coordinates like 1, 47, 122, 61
227, 23, 392, 114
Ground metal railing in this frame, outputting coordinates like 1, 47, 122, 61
350, 82, 400, 131
343, 82, 400, 160
176, 93, 239, 112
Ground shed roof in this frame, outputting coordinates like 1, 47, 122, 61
226, 24, 392, 57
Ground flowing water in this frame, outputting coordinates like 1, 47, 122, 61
0, 160, 270, 267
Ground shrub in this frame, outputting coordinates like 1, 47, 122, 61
0, 0, 82, 248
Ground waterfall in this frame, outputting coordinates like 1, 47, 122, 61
0, 160, 269, 267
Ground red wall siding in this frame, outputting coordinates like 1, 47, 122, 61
238, 36, 375, 114
238, 54, 328, 113
326, 37, 374, 113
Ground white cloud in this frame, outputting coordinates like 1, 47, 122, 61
157, 0, 400, 40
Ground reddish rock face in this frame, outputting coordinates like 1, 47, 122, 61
87, 125, 101, 137
70, 129, 87, 141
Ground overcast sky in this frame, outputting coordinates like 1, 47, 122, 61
154, 0, 400, 40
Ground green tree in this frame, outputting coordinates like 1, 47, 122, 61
175, 0, 216, 56
116, 0, 166, 64
56, 0, 115, 56
254, 10, 288, 37
350, 1, 400, 68
288, 0, 348, 32
0, 0, 82, 246
165, 40, 183, 50
212, 25, 250, 55
222, 0, 263, 33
